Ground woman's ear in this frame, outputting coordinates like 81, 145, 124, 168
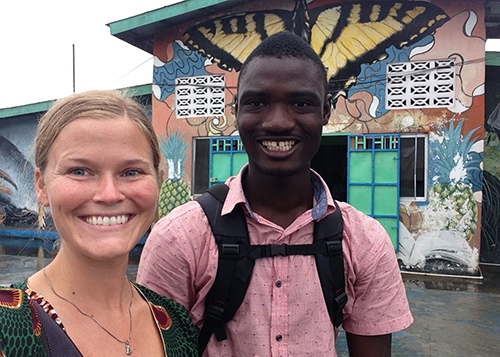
34, 168, 49, 207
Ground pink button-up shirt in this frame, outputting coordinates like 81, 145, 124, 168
137, 168, 413, 356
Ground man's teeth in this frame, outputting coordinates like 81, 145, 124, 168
262, 140, 295, 151
85, 215, 129, 226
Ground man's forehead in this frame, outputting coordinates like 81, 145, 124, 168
240, 56, 322, 82
238, 55, 326, 96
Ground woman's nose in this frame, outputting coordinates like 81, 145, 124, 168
93, 175, 125, 203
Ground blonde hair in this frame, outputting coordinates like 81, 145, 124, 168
35, 90, 160, 175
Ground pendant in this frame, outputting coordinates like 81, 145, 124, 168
125, 340, 131, 355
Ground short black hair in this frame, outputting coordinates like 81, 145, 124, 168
238, 31, 329, 95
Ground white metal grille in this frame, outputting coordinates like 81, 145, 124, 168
386, 59, 455, 109
175, 75, 225, 118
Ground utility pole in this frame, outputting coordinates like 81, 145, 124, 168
72, 44, 75, 93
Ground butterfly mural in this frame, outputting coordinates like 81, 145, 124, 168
183, 0, 449, 103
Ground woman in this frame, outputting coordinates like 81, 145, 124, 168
0, 90, 198, 356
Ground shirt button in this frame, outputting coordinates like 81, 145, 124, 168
275, 280, 282, 288
276, 334, 282, 342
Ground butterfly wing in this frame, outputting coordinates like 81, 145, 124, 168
184, 10, 295, 71
183, 0, 311, 71
308, 1, 450, 100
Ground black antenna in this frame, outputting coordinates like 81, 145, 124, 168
72, 44, 75, 93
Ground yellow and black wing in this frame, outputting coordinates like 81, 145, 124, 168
183, 1, 449, 99
183, 0, 310, 71
308, 2, 449, 99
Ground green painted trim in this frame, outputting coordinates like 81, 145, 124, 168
108, 0, 231, 35
486, 51, 500, 66
0, 84, 151, 120
0, 100, 55, 119
126, 83, 152, 96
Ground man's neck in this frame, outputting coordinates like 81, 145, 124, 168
242, 168, 313, 228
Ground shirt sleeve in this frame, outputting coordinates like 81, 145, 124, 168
136, 201, 218, 328
339, 203, 414, 335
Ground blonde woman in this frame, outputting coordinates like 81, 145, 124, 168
0, 90, 197, 357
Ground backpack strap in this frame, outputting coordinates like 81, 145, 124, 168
196, 184, 347, 354
314, 200, 347, 327
196, 184, 254, 355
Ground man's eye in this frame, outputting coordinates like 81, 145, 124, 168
248, 100, 265, 107
293, 101, 309, 108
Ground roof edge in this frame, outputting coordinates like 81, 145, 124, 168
0, 84, 152, 119
108, 0, 230, 36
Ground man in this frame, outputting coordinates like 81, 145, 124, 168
137, 31, 413, 356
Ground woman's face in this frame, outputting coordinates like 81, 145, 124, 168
35, 116, 158, 261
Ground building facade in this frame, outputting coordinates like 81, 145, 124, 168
109, 0, 487, 276
1, 0, 491, 276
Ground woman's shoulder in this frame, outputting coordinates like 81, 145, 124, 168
0, 283, 46, 357
133, 283, 198, 356
134, 283, 181, 307
0, 281, 29, 312
133, 282, 194, 330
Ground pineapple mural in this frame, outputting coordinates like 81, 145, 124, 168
157, 131, 191, 219
422, 120, 481, 241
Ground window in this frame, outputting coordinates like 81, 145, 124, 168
386, 59, 455, 109
175, 75, 225, 118
400, 134, 428, 201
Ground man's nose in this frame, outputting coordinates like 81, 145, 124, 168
261, 105, 294, 131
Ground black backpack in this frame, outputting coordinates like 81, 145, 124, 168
195, 184, 347, 355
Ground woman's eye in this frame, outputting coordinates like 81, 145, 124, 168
70, 168, 87, 176
124, 169, 141, 177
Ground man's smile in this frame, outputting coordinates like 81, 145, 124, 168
261, 140, 296, 152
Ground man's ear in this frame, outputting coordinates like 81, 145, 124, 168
234, 93, 239, 129
233, 93, 238, 113
323, 94, 332, 125
34, 168, 49, 207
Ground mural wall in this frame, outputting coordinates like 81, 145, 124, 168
483, 64, 500, 264
0, 116, 40, 230
151, 0, 484, 275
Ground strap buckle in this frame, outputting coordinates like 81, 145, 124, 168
325, 241, 342, 256
205, 304, 225, 321
335, 291, 348, 308
220, 244, 241, 259
263, 244, 287, 257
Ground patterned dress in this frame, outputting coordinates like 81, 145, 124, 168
0, 281, 198, 357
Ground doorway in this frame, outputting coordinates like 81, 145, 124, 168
311, 135, 348, 202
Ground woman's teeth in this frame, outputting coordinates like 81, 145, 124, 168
85, 215, 129, 226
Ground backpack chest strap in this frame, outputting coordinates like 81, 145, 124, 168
219, 240, 342, 260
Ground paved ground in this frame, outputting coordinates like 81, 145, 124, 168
2, 255, 499, 356
337, 264, 500, 357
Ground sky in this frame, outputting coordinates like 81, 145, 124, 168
1, 0, 499, 109
0, 0, 182, 109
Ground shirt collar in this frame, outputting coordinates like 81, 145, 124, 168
222, 164, 333, 220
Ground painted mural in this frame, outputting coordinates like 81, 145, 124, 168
157, 130, 191, 218
151, 0, 484, 275
482, 100, 500, 264
0, 135, 39, 229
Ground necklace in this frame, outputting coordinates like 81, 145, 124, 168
43, 268, 134, 355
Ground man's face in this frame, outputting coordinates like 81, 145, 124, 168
236, 56, 331, 178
